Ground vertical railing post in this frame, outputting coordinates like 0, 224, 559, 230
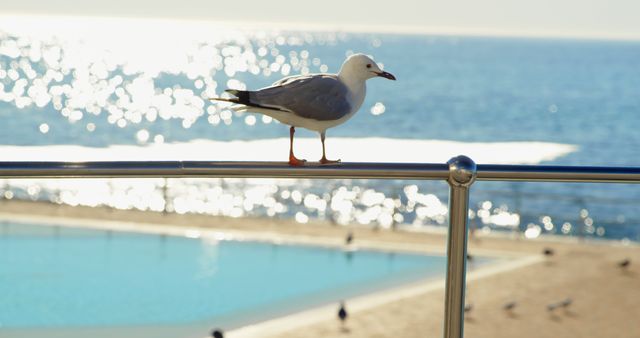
443, 155, 477, 338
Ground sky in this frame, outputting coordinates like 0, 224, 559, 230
1, 0, 640, 39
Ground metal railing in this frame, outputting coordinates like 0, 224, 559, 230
1, 155, 639, 338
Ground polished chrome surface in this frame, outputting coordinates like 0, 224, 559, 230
443, 156, 476, 338
0, 161, 450, 180
0, 161, 638, 182
477, 164, 640, 183
447, 155, 477, 187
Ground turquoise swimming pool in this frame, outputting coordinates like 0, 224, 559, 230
0, 221, 450, 333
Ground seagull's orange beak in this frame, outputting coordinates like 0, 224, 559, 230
375, 71, 396, 80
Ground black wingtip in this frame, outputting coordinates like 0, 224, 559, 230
225, 89, 250, 105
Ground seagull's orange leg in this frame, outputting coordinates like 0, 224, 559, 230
319, 131, 341, 164
288, 126, 306, 166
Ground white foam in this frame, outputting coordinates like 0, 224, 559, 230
0, 138, 577, 165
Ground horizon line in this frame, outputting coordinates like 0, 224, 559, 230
1, 13, 640, 42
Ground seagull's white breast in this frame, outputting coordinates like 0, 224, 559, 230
346, 81, 366, 115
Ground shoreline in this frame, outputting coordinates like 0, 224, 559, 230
1, 200, 639, 338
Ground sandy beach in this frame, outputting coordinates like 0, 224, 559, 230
1, 199, 639, 338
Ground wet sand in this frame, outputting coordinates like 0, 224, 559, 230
0, 200, 638, 338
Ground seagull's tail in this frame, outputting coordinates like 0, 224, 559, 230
209, 89, 288, 112
209, 97, 236, 103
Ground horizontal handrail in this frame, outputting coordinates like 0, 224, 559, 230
477, 164, 640, 183
0, 161, 450, 180
0, 161, 639, 183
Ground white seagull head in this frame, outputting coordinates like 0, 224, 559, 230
339, 53, 396, 81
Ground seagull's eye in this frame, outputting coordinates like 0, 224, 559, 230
366, 64, 372, 69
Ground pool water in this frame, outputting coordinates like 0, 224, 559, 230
0, 222, 448, 330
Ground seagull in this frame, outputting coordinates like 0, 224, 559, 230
618, 258, 631, 269
503, 301, 517, 314
345, 231, 354, 245
464, 303, 473, 313
560, 297, 573, 309
211, 54, 396, 166
338, 301, 348, 330
543, 248, 554, 257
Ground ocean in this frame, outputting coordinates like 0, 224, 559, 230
0, 16, 639, 241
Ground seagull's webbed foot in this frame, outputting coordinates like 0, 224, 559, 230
289, 154, 307, 166
319, 157, 341, 165
318, 132, 340, 165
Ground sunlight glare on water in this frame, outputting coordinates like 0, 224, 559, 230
0, 16, 343, 133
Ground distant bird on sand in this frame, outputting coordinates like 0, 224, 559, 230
618, 258, 631, 269
345, 231, 354, 245
548, 298, 572, 313
211, 329, 224, 338
464, 303, 473, 313
211, 54, 396, 166
503, 301, 517, 314
543, 248, 555, 257
338, 301, 348, 329
547, 302, 559, 312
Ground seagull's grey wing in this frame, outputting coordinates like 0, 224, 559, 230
271, 74, 307, 87
250, 75, 352, 121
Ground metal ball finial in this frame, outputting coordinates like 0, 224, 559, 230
447, 155, 477, 187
